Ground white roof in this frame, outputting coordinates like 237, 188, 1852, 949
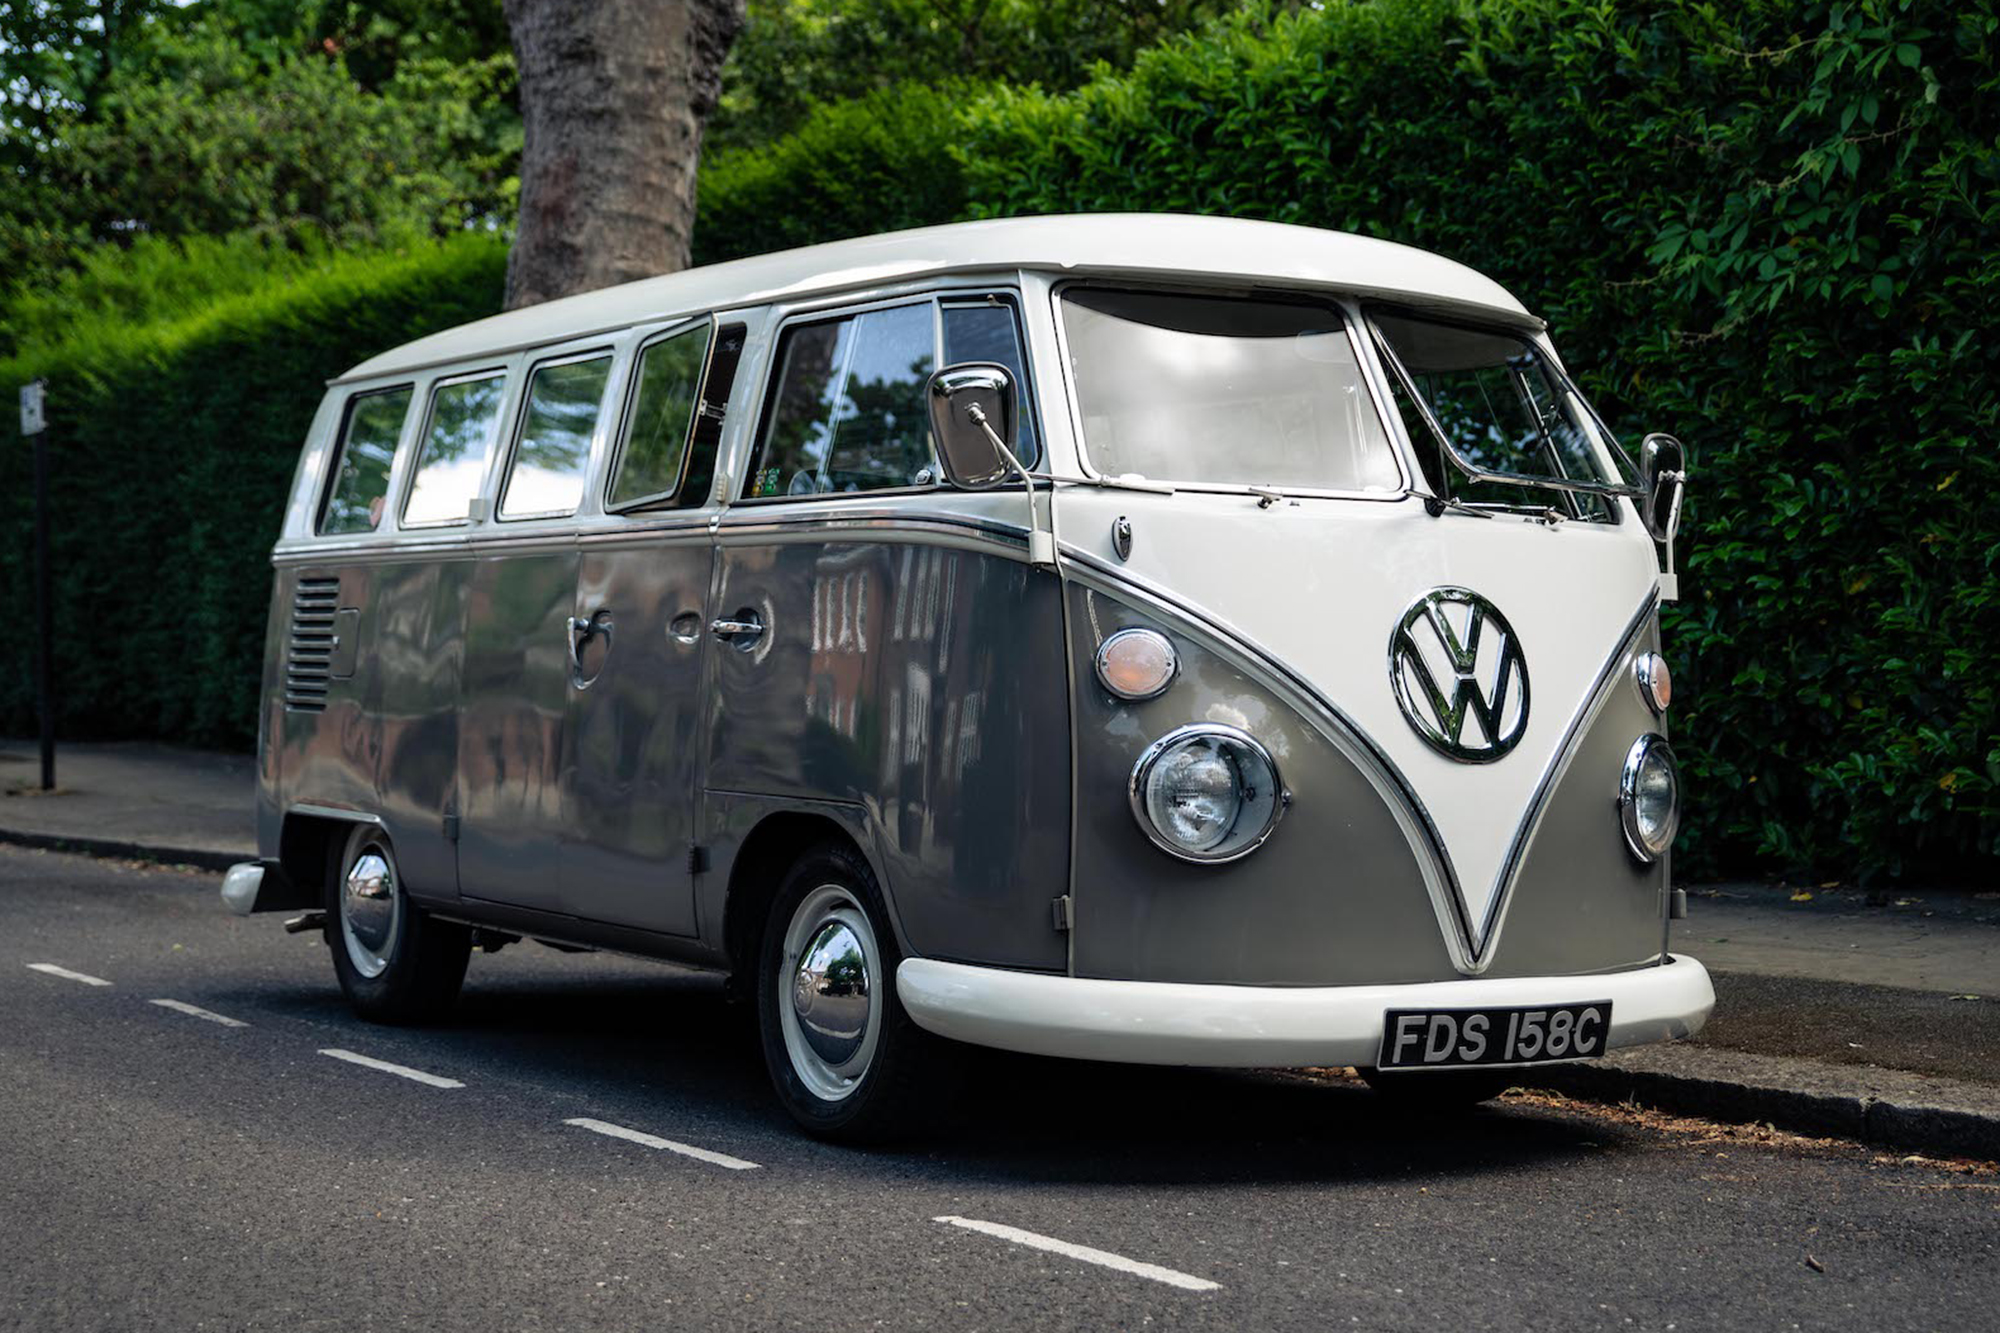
338, 213, 1536, 383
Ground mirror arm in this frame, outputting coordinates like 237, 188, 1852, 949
967, 403, 1056, 568
1656, 464, 1686, 602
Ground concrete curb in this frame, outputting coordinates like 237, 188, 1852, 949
0, 826, 241, 873
1514, 1059, 2000, 1162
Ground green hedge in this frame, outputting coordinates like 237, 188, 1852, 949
693, 80, 971, 265
953, 0, 1999, 884
0, 234, 508, 749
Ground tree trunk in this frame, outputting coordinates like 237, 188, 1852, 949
503, 0, 745, 310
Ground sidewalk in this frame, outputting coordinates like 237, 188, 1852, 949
2, 737, 1995, 1156
0, 739, 254, 870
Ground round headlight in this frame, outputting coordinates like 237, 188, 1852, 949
1635, 652, 1672, 714
1619, 734, 1680, 862
1130, 724, 1285, 863
1095, 627, 1178, 701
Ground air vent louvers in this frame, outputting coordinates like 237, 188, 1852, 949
284, 577, 341, 711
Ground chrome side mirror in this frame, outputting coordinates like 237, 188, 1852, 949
925, 362, 1017, 490
1639, 433, 1686, 543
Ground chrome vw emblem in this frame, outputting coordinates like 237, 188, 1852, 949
1388, 588, 1530, 763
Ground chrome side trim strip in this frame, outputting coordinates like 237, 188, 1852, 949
1472, 589, 1661, 967
288, 802, 383, 827
1057, 546, 1476, 973
714, 510, 1032, 556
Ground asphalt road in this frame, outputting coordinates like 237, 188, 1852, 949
3, 846, 1996, 1332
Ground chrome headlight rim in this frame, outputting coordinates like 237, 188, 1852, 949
1094, 626, 1180, 702
1619, 733, 1680, 863
1128, 723, 1287, 865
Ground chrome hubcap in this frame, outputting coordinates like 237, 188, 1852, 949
778, 885, 881, 1102
792, 920, 871, 1066
340, 844, 401, 979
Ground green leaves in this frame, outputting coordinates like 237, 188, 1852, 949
942, 0, 1998, 885
0, 234, 508, 748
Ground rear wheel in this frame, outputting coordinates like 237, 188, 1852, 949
755, 842, 953, 1142
1359, 1067, 1512, 1112
325, 824, 471, 1024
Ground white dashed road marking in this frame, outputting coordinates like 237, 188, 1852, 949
933, 1215, 1222, 1292
318, 1048, 464, 1088
564, 1117, 762, 1171
149, 998, 248, 1028
27, 963, 112, 987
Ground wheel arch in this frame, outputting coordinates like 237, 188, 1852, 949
719, 808, 891, 994
277, 808, 385, 910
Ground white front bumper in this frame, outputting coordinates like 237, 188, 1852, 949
896, 955, 1713, 1068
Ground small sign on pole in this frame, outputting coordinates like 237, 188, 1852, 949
20, 379, 46, 436
23, 378, 55, 790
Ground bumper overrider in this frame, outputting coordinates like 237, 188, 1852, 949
897, 955, 1713, 1068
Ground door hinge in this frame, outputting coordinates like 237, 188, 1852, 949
689, 844, 710, 875
442, 814, 460, 844
1051, 894, 1073, 932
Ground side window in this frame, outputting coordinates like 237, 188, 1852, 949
319, 386, 413, 535
499, 353, 613, 520
942, 300, 1040, 468
403, 372, 507, 526
745, 302, 935, 498
608, 324, 713, 509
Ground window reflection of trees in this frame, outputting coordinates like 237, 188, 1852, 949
406, 376, 505, 524
1412, 357, 1612, 519
503, 356, 611, 517
322, 388, 411, 534
613, 328, 711, 506
754, 303, 956, 496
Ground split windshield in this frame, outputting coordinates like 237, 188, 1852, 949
1060, 288, 1402, 494
1369, 309, 1622, 521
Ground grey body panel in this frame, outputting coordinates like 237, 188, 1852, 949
705, 524, 1071, 972
372, 556, 471, 900
270, 567, 379, 823
1482, 618, 1669, 978
254, 578, 288, 863
563, 526, 713, 936
1064, 582, 1459, 986
456, 545, 577, 910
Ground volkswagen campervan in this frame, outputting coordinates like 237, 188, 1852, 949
224, 215, 1709, 1140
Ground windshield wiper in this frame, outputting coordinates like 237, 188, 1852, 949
1420, 492, 1494, 520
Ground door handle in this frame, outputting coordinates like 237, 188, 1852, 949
710, 610, 765, 647
566, 610, 614, 687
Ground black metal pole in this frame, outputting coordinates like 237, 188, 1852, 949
33, 425, 54, 791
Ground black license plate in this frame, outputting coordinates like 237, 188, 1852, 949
1379, 1001, 1612, 1069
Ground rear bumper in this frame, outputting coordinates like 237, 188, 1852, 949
896, 955, 1713, 1068
220, 860, 311, 916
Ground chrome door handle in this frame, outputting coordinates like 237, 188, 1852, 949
566, 611, 614, 687
709, 612, 765, 645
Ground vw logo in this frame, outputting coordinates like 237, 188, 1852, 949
1388, 588, 1530, 763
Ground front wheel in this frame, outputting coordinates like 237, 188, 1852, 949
756, 842, 954, 1142
326, 824, 471, 1024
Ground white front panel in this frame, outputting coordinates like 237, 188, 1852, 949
1055, 488, 1658, 952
